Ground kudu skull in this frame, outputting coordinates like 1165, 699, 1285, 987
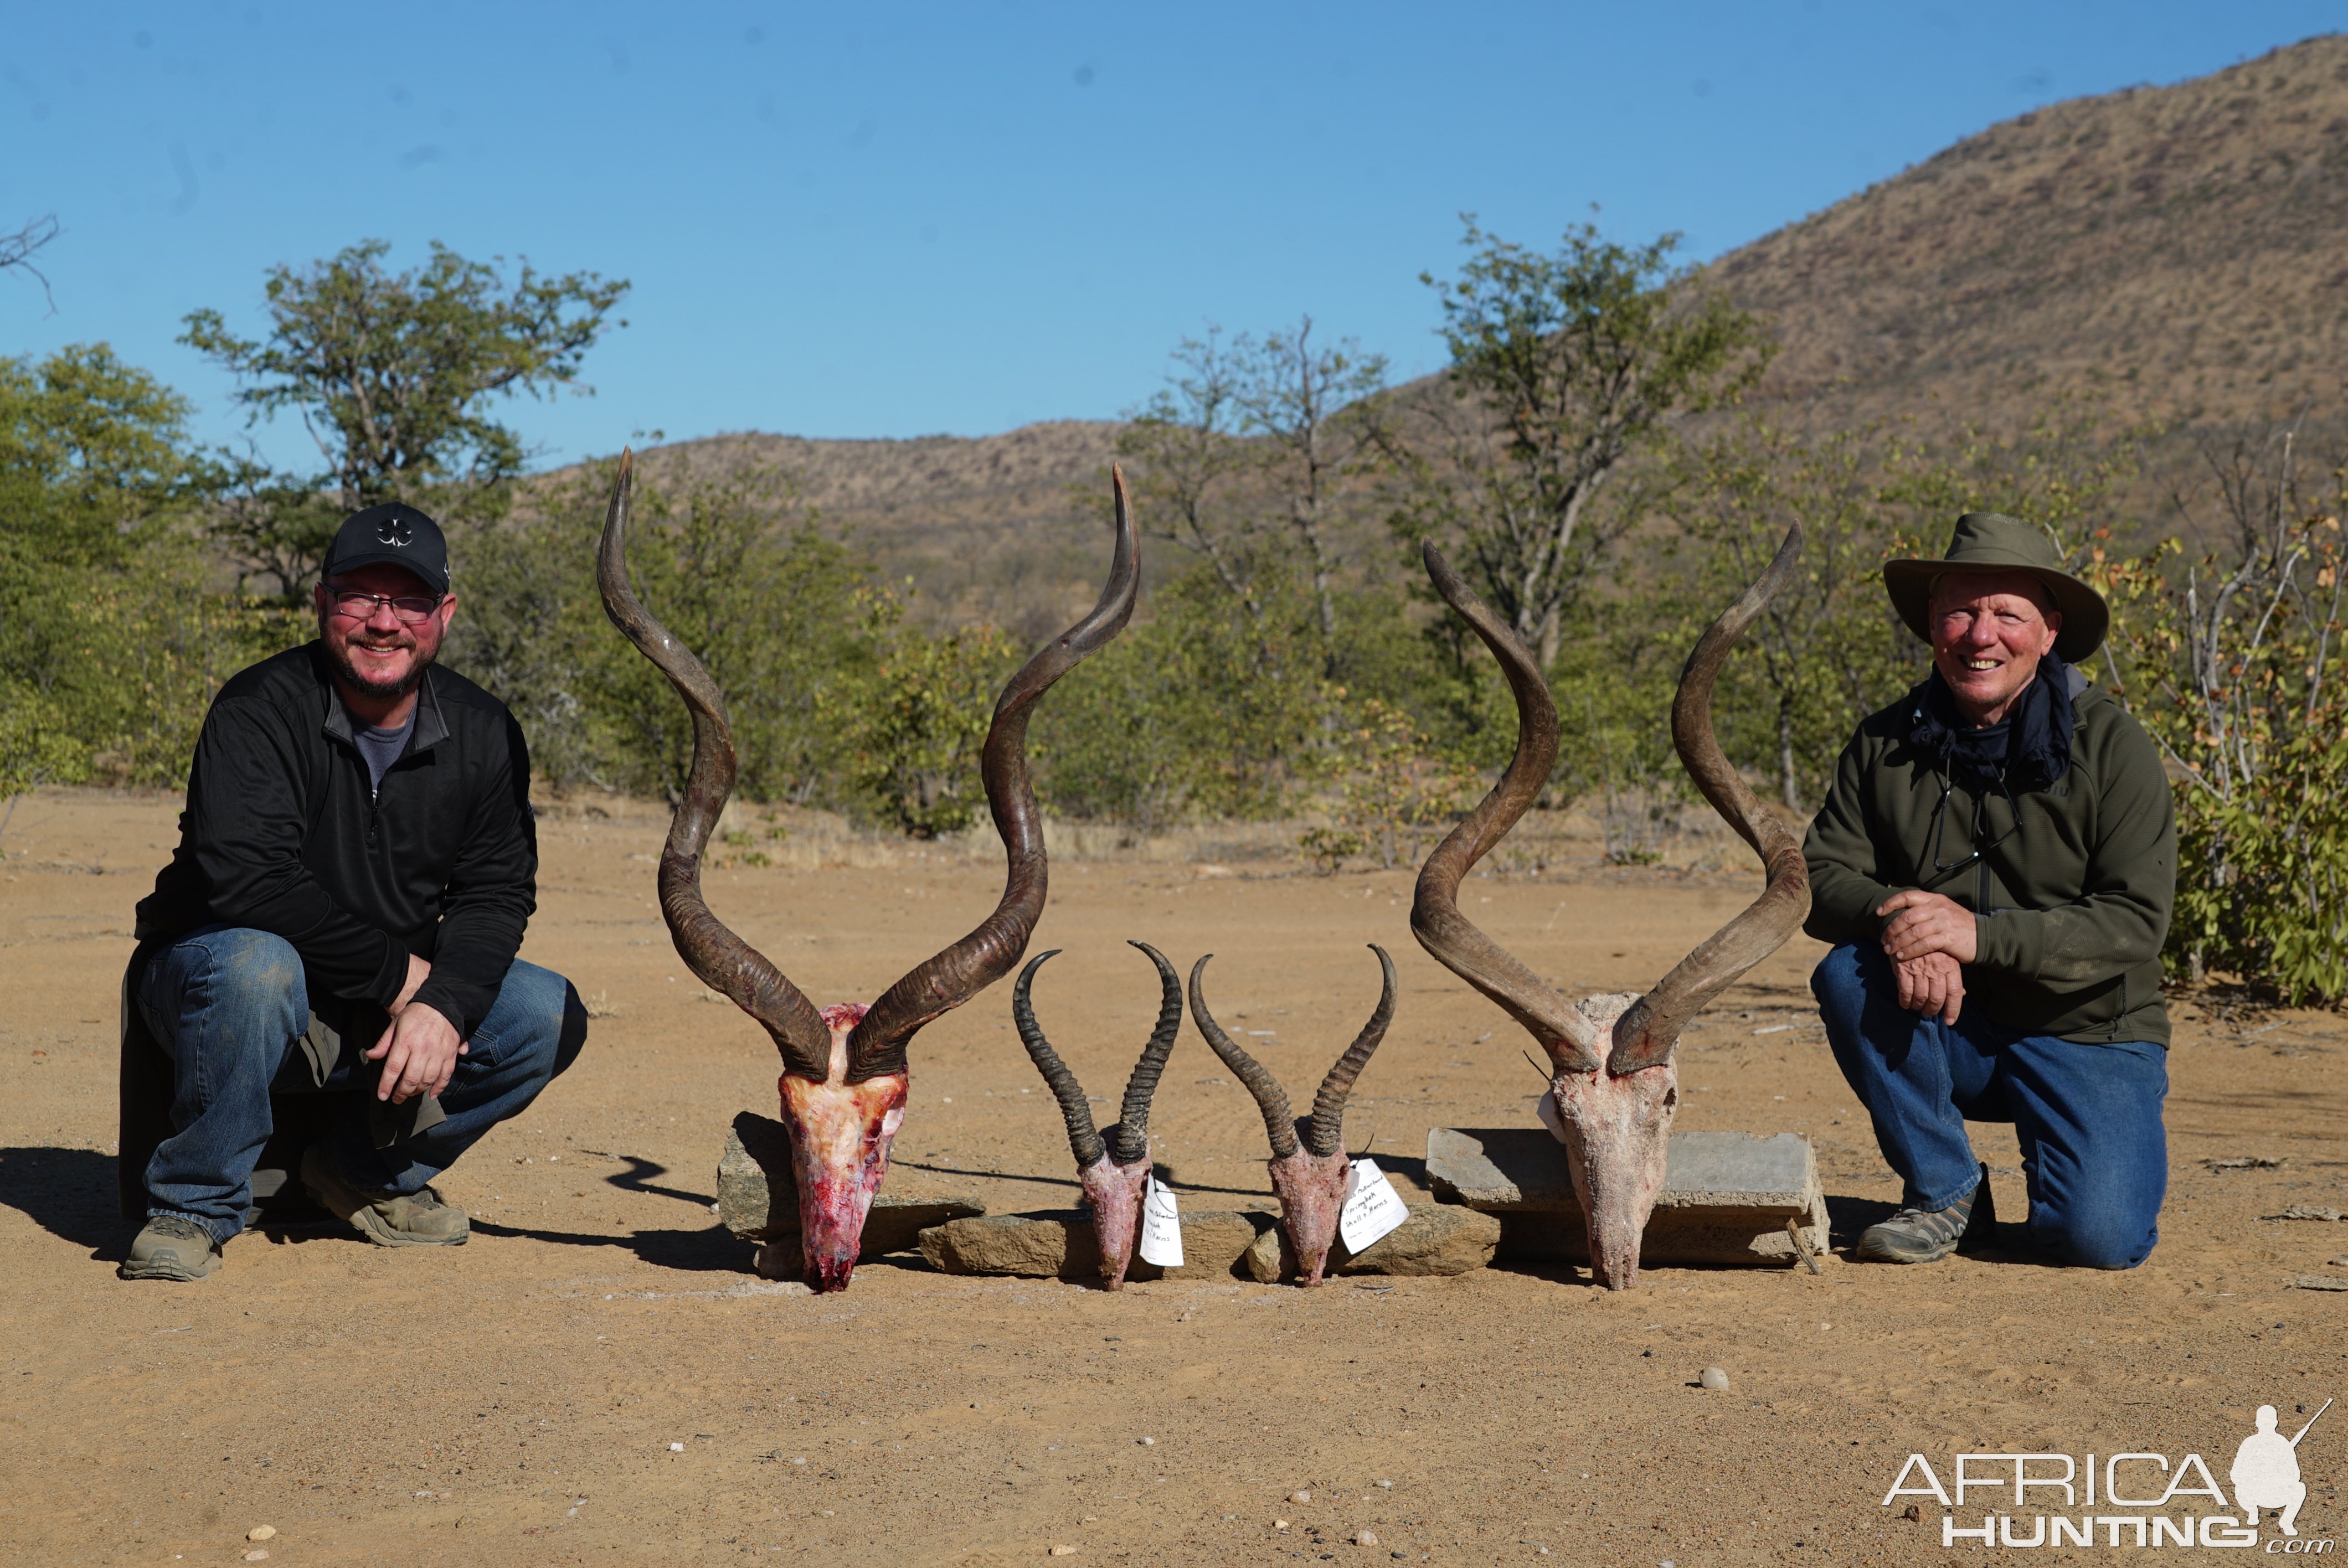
1187, 945, 1397, 1285
1011, 941, 1182, 1289
597, 451, 1139, 1292
1411, 532, 1810, 1291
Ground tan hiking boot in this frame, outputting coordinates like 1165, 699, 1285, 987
120, 1213, 223, 1281
301, 1145, 470, 1247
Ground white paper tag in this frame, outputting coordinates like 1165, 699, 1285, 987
1137, 1175, 1184, 1267
1338, 1157, 1409, 1254
1537, 1089, 1568, 1144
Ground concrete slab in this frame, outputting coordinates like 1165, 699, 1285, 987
1425, 1127, 1828, 1268
718, 1111, 984, 1257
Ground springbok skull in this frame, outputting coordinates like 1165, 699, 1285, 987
1011, 941, 1182, 1289
597, 451, 1139, 1292
1411, 532, 1810, 1291
1187, 945, 1397, 1285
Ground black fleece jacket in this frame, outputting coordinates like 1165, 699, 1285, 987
135, 643, 537, 1039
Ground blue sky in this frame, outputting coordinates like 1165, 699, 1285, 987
5, 3, 2337, 473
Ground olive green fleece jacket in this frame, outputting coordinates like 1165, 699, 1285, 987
1801, 678, 2177, 1046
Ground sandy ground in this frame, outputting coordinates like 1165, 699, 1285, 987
2, 787, 2344, 1567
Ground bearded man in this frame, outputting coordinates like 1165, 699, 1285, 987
119, 503, 586, 1281
1805, 512, 2175, 1268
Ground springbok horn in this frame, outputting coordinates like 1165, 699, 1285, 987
1301, 945, 1396, 1158
1187, 953, 1299, 1159
1011, 950, 1106, 1169
1106, 941, 1183, 1167
596, 448, 832, 1080
1608, 524, 1811, 1072
1410, 542, 1603, 1072
845, 465, 1141, 1080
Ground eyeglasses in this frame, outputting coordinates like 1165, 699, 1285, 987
328, 589, 444, 625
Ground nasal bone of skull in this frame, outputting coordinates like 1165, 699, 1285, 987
1079, 1155, 1153, 1288
777, 1005, 907, 1293
1266, 1147, 1352, 1286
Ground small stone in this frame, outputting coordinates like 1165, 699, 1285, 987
1137, 1436, 1155, 1445
1274, 1519, 1290, 1530
1291, 1490, 1311, 1503
246, 1526, 277, 1541
669, 1442, 684, 1452
243, 1555, 269, 1564
1700, 1366, 1731, 1391
1355, 1529, 1379, 1546
1376, 1479, 1393, 1489
1047, 1548, 1079, 1558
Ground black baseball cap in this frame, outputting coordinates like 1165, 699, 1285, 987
321, 502, 450, 595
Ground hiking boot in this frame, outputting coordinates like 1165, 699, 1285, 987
120, 1213, 222, 1281
1857, 1164, 1995, 1263
301, 1145, 470, 1247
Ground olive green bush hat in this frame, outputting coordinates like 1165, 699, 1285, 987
1882, 511, 2108, 662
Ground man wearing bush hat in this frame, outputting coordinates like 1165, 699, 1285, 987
118, 501, 586, 1281
1804, 511, 2175, 1268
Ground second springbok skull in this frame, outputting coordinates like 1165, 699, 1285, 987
1411, 532, 1810, 1290
598, 452, 1139, 1292
1187, 945, 1397, 1285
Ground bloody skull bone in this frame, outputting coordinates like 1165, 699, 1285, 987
1410, 532, 1811, 1290
1011, 941, 1183, 1289
597, 451, 1139, 1291
1186, 944, 1397, 1286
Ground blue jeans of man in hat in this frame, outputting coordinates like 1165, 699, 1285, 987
1812, 941, 2167, 1270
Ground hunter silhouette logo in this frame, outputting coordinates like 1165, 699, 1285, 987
376, 514, 414, 546
2235, 1400, 2329, 1537
1881, 1395, 2334, 1549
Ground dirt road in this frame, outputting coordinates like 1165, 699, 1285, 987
3, 789, 2343, 1565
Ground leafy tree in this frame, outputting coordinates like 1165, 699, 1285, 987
1116, 318, 1388, 658
1392, 217, 1774, 669
833, 610, 1016, 838
183, 240, 627, 595
2100, 422, 2348, 1003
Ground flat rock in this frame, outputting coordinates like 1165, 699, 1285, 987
917, 1210, 1265, 1282
1427, 1127, 1828, 1267
718, 1111, 983, 1255
1242, 1204, 1501, 1282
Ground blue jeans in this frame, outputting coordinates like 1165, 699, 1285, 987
135, 926, 588, 1243
1811, 942, 2167, 1270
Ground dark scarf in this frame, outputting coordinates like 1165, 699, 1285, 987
1908, 650, 2077, 793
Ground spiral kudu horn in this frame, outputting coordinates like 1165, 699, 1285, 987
1409, 541, 1604, 1073
597, 448, 833, 1079
1606, 524, 1811, 1072
1013, 941, 1183, 1169
843, 467, 1141, 1080
1187, 945, 1397, 1158
599, 453, 1140, 1081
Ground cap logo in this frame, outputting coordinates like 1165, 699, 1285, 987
377, 515, 414, 547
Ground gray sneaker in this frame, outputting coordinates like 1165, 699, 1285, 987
120, 1213, 222, 1281
1858, 1165, 1995, 1263
301, 1145, 471, 1247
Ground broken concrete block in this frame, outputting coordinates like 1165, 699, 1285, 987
718, 1111, 984, 1256
916, 1209, 1266, 1282
1240, 1204, 1502, 1282
1425, 1127, 1829, 1267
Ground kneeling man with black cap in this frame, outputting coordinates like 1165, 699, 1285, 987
120, 502, 587, 1280
1804, 513, 2176, 1270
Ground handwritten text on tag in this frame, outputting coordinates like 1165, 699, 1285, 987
1338, 1157, 1409, 1253
1137, 1174, 1184, 1267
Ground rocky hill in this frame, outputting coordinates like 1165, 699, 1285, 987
583, 36, 2348, 627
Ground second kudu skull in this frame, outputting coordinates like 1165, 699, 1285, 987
598, 452, 1138, 1292
1412, 531, 1810, 1290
